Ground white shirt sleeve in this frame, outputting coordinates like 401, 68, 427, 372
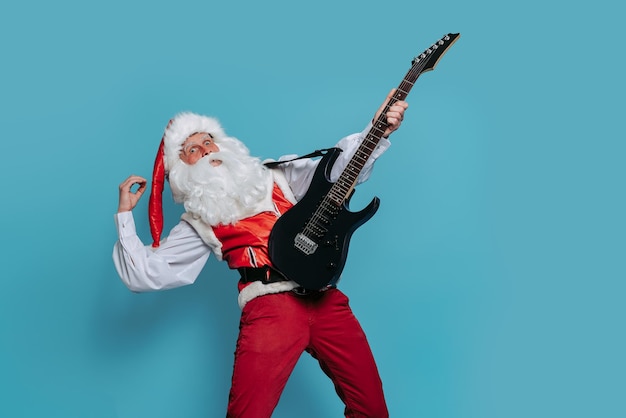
278, 123, 391, 200
112, 211, 211, 292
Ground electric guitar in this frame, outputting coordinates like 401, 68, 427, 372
268, 33, 461, 290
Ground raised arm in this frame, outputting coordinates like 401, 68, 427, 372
113, 175, 211, 292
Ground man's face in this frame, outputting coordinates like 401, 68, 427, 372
179, 132, 221, 166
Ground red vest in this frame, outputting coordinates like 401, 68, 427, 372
211, 184, 293, 270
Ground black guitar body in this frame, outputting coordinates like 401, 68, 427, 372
268, 148, 380, 290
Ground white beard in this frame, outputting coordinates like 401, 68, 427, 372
168, 138, 272, 226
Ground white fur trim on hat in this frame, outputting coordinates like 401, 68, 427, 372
163, 112, 226, 172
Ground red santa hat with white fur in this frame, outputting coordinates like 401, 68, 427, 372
149, 112, 226, 247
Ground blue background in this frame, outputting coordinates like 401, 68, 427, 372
1, 0, 624, 417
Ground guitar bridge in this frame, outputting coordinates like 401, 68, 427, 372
294, 233, 318, 255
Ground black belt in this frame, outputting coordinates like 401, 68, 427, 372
238, 266, 332, 296
238, 266, 288, 284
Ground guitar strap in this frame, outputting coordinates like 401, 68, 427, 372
263, 148, 335, 169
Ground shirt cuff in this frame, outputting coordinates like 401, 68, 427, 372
114, 211, 138, 239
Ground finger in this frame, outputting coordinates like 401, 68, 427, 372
131, 182, 147, 195
128, 175, 147, 185
385, 119, 399, 132
379, 89, 396, 111
120, 176, 136, 189
386, 112, 402, 125
384, 88, 396, 102
377, 89, 394, 104
120, 175, 147, 190
390, 102, 408, 114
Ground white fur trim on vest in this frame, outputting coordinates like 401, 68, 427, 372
237, 280, 300, 309
267, 164, 298, 204
181, 212, 224, 260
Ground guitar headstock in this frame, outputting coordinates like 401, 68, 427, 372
413, 33, 460, 73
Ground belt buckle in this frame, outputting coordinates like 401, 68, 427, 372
292, 286, 313, 296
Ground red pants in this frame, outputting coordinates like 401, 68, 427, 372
226, 289, 388, 418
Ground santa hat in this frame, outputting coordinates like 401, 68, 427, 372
148, 112, 226, 247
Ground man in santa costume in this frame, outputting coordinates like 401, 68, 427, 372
113, 91, 408, 417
